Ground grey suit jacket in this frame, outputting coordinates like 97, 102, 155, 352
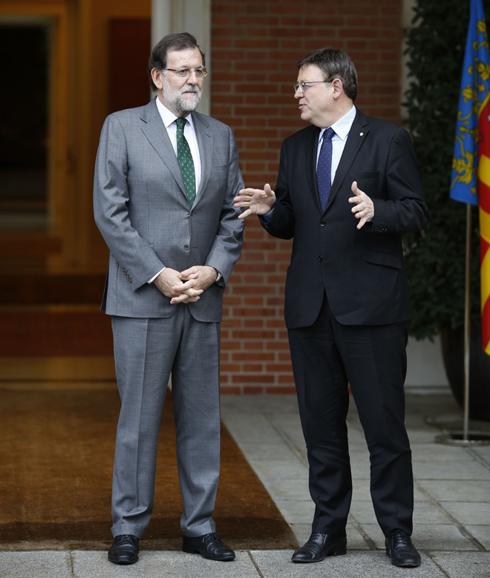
93, 99, 243, 322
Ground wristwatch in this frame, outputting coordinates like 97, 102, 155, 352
213, 268, 222, 283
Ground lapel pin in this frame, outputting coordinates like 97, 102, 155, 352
360, 132, 364, 136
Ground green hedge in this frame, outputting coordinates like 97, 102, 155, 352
404, 0, 486, 339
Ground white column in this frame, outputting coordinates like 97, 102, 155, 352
151, 0, 171, 45
151, 0, 211, 114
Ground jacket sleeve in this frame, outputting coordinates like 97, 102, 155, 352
204, 126, 244, 284
261, 140, 296, 240
370, 127, 429, 234
93, 114, 165, 290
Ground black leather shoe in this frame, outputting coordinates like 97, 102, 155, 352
182, 532, 235, 561
385, 529, 421, 568
108, 534, 139, 565
291, 532, 347, 563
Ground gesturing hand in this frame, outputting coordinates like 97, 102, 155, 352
233, 183, 276, 219
348, 180, 374, 230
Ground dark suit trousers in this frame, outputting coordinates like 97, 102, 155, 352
288, 296, 414, 537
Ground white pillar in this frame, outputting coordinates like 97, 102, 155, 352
151, 0, 211, 114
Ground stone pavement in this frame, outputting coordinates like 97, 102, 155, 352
1, 390, 490, 577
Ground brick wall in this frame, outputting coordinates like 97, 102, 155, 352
211, 0, 403, 393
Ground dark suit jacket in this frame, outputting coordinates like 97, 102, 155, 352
263, 110, 428, 329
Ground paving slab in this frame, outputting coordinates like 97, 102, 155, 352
221, 413, 286, 445
440, 502, 490, 525
408, 429, 446, 444
250, 475, 310, 501
345, 525, 373, 550
72, 550, 260, 578
355, 521, 385, 546
471, 446, 490, 464
0, 551, 71, 578
413, 459, 490, 480
271, 429, 307, 453
345, 430, 369, 449
414, 443, 476, 457
273, 498, 315, 525
349, 499, 452, 525
347, 450, 371, 479
221, 395, 299, 414
235, 440, 304, 463
418, 480, 490, 502
247, 459, 308, 483
429, 551, 490, 577
352, 481, 430, 502
466, 526, 490, 549
251, 550, 445, 578
267, 413, 303, 430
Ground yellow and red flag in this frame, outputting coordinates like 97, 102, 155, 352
450, 0, 490, 354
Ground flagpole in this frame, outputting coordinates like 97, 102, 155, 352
463, 204, 472, 442
435, 0, 490, 447
436, 201, 490, 447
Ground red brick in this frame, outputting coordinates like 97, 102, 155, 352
221, 386, 243, 394
264, 386, 296, 394
243, 386, 265, 394
278, 375, 296, 384
234, 352, 275, 361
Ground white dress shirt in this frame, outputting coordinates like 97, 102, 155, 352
155, 96, 202, 193
316, 105, 357, 184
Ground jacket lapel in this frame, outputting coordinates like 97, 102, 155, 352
139, 100, 187, 200
192, 112, 212, 207
325, 111, 369, 210
307, 126, 322, 211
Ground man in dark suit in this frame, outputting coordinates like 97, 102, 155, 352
94, 33, 243, 565
234, 48, 428, 568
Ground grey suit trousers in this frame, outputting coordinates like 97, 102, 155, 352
111, 306, 221, 538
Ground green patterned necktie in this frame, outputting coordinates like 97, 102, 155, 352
175, 117, 196, 204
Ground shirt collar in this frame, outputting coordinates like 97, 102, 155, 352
155, 96, 195, 130
319, 105, 356, 141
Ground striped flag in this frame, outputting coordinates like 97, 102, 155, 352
450, 0, 490, 354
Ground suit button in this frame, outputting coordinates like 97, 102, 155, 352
320, 223, 326, 227
184, 244, 189, 250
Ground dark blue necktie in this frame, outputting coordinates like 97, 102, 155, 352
317, 127, 335, 210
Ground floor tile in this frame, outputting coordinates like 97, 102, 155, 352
440, 502, 490, 525
465, 525, 490, 549
0, 551, 71, 578
251, 550, 445, 578
72, 550, 259, 578
418, 480, 490, 502
429, 551, 490, 578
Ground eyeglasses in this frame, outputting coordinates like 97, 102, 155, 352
163, 67, 208, 79
293, 79, 332, 94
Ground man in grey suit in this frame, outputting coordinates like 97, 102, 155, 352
93, 32, 243, 566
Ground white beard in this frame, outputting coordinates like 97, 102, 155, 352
163, 77, 202, 115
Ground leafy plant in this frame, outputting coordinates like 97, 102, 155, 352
404, 0, 483, 340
